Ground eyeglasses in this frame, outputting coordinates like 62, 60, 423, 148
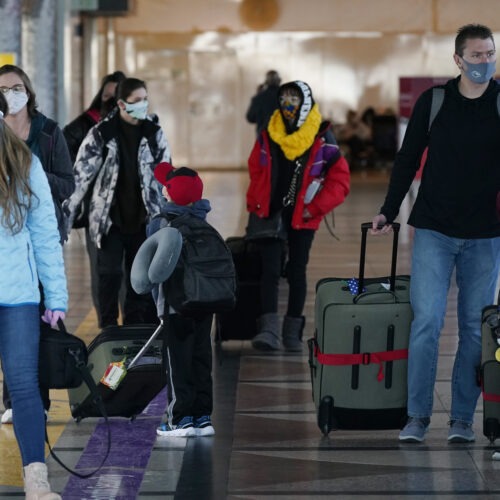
0, 84, 25, 94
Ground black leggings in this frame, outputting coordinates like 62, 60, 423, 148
258, 222, 315, 317
97, 225, 157, 328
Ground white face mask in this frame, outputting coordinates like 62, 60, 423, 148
5, 90, 28, 115
122, 99, 148, 120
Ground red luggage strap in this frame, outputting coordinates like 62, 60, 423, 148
481, 378, 500, 403
314, 344, 408, 382
482, 392, 500, 403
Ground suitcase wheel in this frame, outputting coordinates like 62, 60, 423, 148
318, 396, 335, 436
485, 418, 500, 443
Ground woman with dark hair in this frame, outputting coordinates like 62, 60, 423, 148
0, 91, 66, 499
0, 64, 74, 424
63, 70, 126, 163
63, 71, 126, 322
64, 77, 171, 328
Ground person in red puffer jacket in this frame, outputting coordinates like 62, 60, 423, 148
246, 80, 350, 352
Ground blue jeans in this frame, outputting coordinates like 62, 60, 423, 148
408, 229, 500, 424
0, 305, 45, 465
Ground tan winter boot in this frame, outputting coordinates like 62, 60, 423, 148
23, 462, 61, 500
282, 315, 305, 352
252, 313, 281, 351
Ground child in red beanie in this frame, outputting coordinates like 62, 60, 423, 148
149, 162, 215, 437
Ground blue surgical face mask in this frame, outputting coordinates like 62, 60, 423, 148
123, 99, 148, 120
462, 58, 496, 84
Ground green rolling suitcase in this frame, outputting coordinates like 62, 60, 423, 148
308, 223, 413, 435
68, 324, 166, 421
480, 292, 500, 443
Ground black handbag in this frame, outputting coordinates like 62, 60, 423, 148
39, 319, 111, 478
245, 211, 287, 241
38, 319, 88, 389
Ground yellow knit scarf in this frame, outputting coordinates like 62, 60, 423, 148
267, 104, 322, 160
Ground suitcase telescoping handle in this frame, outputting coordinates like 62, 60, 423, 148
127, 318, 164, 370
359, 222, 400, 294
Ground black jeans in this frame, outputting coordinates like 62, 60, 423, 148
257, 216, 315, 317
163, 313, 213, 425
97, 225, 157, 328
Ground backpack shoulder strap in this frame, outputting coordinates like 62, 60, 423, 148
428, 87, 445, 132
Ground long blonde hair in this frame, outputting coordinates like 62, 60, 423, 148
0, 93, 33, 233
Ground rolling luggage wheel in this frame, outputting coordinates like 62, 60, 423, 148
484, 418, 499, 444
318, 396, 334, 436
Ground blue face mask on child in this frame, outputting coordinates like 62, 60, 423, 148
462, 59, 496, 84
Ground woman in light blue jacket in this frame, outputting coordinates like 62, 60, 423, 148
0, 93, 67, 499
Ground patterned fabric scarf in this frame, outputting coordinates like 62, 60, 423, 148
267, 103, 322, 160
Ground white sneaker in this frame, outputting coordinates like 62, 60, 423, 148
156, 416, 196, 437
1, 409, 48, 424
1, 409, 12, 424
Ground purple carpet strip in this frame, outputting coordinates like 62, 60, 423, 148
62, 387, 167, 499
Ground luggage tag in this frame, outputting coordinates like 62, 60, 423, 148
100, 357, 127, 390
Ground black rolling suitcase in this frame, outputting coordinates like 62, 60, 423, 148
480, 291, 500, 442
215, 237, 262, 341
308, 223, 412, 435
68, 323, 166, 421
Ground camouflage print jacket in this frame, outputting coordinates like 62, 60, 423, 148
63, 110, 170, 248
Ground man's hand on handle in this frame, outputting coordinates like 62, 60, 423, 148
370, 214, 392, 235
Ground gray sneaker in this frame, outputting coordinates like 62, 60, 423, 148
399, 417, 430, 442
448, 420, 475, 443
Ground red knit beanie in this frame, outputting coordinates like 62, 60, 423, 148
154, 162, 203, 206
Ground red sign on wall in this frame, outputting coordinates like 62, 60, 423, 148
399, 77, 450, 119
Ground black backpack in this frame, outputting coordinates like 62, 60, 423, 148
159, 213, 237, 316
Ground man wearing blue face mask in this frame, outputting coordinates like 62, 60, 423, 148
371, 24, 500, 444
64, 77, 171, 327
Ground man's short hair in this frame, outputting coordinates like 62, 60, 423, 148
455, 24, 495, 56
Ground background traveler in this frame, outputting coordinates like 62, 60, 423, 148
246, 69, 282, 135
246, 80, 350, 352
64, 77, 171, 328
63, 70, 127, 325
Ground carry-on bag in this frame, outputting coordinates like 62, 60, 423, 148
308, 222, 412, 435
39, 319, 88, 389
37, 320, 111, 478
480, 290, 500, 442
68, 323, 166, 421
215, 236, 262, 342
